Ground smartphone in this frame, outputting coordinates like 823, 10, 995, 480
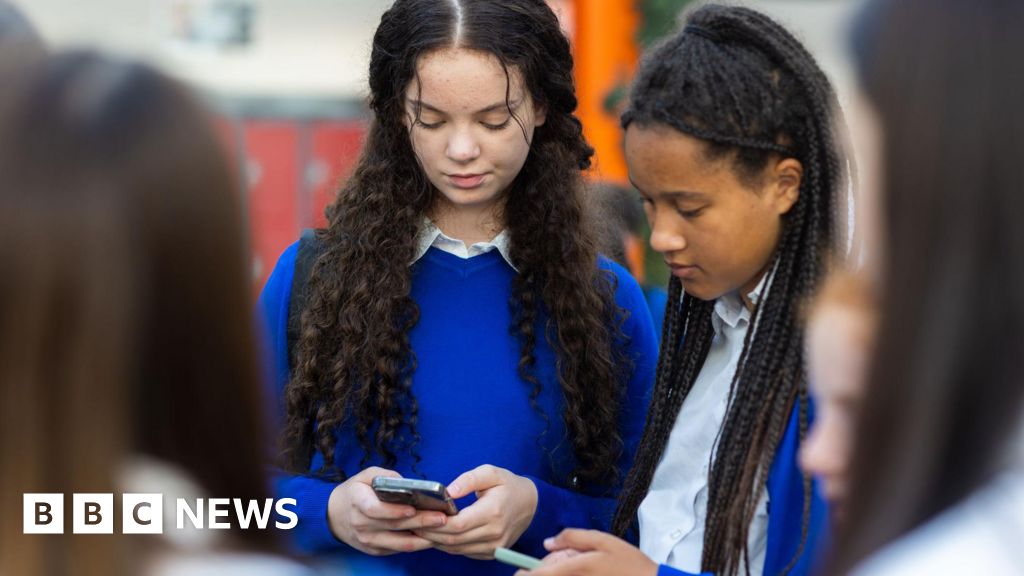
371, 476, 459, 515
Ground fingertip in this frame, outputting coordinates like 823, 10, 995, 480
544, 536, 556, 550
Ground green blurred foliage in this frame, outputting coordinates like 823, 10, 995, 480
637, 0, 694, 46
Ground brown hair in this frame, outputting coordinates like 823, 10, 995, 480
834, 0, 1024, 570
282, 0, 632, 490
0, 51, 276, 575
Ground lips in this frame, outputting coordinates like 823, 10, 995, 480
446, 173, 486, 189
668, 263, 699, 279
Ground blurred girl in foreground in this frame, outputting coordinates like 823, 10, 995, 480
0, 52, 308, 576
802, 0, 1024, 573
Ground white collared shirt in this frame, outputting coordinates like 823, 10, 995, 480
412, 218, 517, 271
638, 273, 773, 575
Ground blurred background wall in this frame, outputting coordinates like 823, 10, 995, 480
13, 0, 864, 292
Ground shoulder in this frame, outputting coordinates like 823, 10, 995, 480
596, 255, 646, 309
260, 241, 301, 303
277, 241, 301, 274
261, 229, 326, 305
595, 256, 660, 360
851, 472, 1024, 576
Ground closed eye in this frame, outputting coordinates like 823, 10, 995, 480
677, 207, 705, 218
482, 118, 512, 131
416, 119, 445, 130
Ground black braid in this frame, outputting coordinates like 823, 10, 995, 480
611, 6, 851, 575
612, 278, 715, 536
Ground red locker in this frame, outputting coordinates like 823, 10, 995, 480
305, 121, 367, 229
243, 121, 300, 291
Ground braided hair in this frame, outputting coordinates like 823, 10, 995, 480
610, 6, 852, 575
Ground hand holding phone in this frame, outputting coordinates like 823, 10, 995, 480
413, 464, 539, 561
325, 467, 447, 556
372, 476, 459, 515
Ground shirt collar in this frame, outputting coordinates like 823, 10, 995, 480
712, 264, 774, 334
411, 218, 518, 271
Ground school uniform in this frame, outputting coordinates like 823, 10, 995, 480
258, 222, 659, 576
641, 277, 828, 576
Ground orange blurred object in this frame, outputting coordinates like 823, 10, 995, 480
571, 0, 639, 185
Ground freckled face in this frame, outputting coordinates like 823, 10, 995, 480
624, 123, 798, 301
404, 47, 546, 216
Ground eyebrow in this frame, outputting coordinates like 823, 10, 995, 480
629, 177, 707, 201
408, 98, 522, 115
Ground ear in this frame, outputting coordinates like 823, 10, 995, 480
768, 157, 802, 215
532, 101, 547, 127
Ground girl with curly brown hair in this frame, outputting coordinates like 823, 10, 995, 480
257, 1, 659, 575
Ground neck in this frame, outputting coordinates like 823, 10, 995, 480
430, 199, 504, 245
739, 264, 772, 312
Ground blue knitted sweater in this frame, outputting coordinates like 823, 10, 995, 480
259, 243, 659, 575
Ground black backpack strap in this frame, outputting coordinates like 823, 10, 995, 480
287, 228, 322, 373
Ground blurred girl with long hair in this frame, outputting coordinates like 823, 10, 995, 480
0, 52, 304, 576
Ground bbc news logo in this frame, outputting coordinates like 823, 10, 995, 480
23, 494, 298, 534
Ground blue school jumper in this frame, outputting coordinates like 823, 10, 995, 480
259, 243, 659, 576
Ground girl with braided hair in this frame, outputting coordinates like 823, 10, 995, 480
519, 5, 852, 576
257, 1, 658, 574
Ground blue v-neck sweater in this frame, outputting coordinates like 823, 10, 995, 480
259, 243, 659, 576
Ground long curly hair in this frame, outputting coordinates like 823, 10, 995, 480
281, 0, 631, 490
609, 6, 852, 575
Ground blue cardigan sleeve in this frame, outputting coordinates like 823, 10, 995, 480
259, 242, 350, 554
515, 259, 659, 557
654, 400, 829, 576
762, 398, 830, 575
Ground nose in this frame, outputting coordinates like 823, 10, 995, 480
648, 211, 686, 255
799, 422, 844, 479
446, 128, 480, 163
